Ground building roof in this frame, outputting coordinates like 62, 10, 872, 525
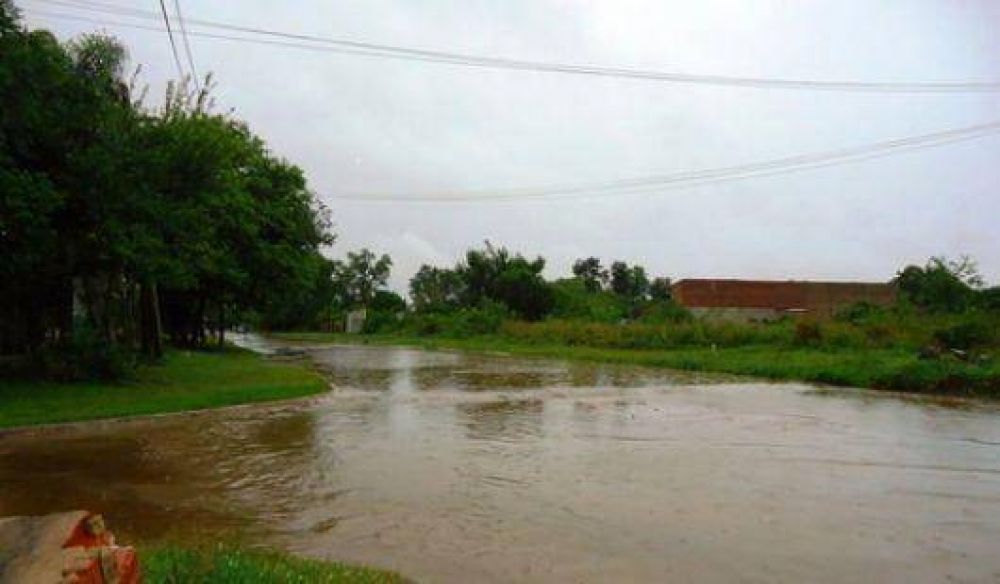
671, 278, 895, 311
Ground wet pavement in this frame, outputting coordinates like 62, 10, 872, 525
2, 343, 1000, 583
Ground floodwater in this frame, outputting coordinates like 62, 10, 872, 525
2, 343, 1000, 583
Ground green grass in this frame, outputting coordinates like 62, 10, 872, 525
0, 348, 328, 429
271, 331, 1000, 398
143, 544, 404, 583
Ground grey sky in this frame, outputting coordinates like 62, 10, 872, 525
23, 0, 1000, 292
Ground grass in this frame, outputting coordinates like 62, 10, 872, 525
143, 544, 405, 583
271, 331, 1000, 398
0, 348, 328, 429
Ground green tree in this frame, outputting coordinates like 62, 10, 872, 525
0, 13, 335, 373
894, 256, 982, 313
610, 261, 649, 300
649, 277, 672, 301
455, 242, 553, 319
331, 249, 392, 309
572, 257, 607, 292
493, 264, 555, 320
409, 265, 464, 312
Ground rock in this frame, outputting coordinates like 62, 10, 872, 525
0, 511, 139, 584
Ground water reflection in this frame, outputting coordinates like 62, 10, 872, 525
458, 399, 545, 442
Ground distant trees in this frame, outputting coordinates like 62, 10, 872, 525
609, 261, 649, 300
894, 256, 984, 313
409, 265, 464, 312
559, 257, 683, 323
571, 257, 607, 292
405, 242, 554, 321
404, 250, 683, 327
649, 277, 673, 301
331, 249, 392, 309
570, 257, 666, 302
456, 242, 554, 320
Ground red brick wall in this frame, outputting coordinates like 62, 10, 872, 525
672, 279, 896, 316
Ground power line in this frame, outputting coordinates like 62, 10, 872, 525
172, 0, 199, 90
26, 0, 1000, 94
21, 7, 1000, 204
322, 120, 1000, 203
24, 8, 449, 62
155, 0, 184, 80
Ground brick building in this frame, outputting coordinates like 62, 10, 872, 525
671, 279, 896, 321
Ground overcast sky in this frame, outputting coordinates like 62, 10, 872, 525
23, 0, 1000, 292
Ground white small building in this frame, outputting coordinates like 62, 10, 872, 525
345, 309, 367, 333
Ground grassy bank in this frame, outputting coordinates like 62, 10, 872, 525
144, 545, 404, 583
0, 348, 328, 429
271, 331, 1000, 398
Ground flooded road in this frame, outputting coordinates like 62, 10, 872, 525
3, 344, 1000, 583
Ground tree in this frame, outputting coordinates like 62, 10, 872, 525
454, 242, 553, 319
572, 257, 607, 292
894, 256, 983, 313
0, 15, 335, 374
979, 287, 1000, 311
372, 290, 405, 312
331, 249, 392, 309
649, 277, 672, 301
1, 0, 20, 32
409, 265, 464, 312
493, 263, 555, 321
610, 261, 649, 300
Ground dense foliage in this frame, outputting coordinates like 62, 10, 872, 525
343, 250, 999, 395
893, 256, 991, 313
350, 245, 686, 336
0, 11, 332, 377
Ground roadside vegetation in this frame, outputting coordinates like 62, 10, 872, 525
143, 545, 404, 584
1, 5, 334, 381
1, 1, 335, 414
0, 348, 326, 429
280, 250, 1000, 398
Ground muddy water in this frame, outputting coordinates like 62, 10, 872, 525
3, 344, 1000, 583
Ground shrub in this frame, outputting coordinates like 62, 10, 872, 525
31, 321, 136, 381
933, 321, 996, 351
822, 322, 869, 349
549, 279, 628, 323
863, 323, 898, 348
402, 302, 508, 338
836, 301, 884, 324
634, 300, 693, 324
793, 321, 823, 347
362, 310, 402, 334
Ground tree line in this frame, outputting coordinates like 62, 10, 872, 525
321, 242, 684, 334
1, 8, 333, 377
324, 244, 998, 333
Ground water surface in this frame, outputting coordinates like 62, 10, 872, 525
2, 343, 999, 583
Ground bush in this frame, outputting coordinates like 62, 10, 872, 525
31, 321, 136, 381
634, 300, 693, 324
497, 319, 793, 350
793, 321, 823, 347
863, 322, 898, 348
549, 279, 628, 323
402, 302, 509, 338
871, 360, 998, 395
493, 267, 554, 320
362, 309, 402, 334
836, 301, 884, 324
822, 322, 869, 349
933, 321, 996, 351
